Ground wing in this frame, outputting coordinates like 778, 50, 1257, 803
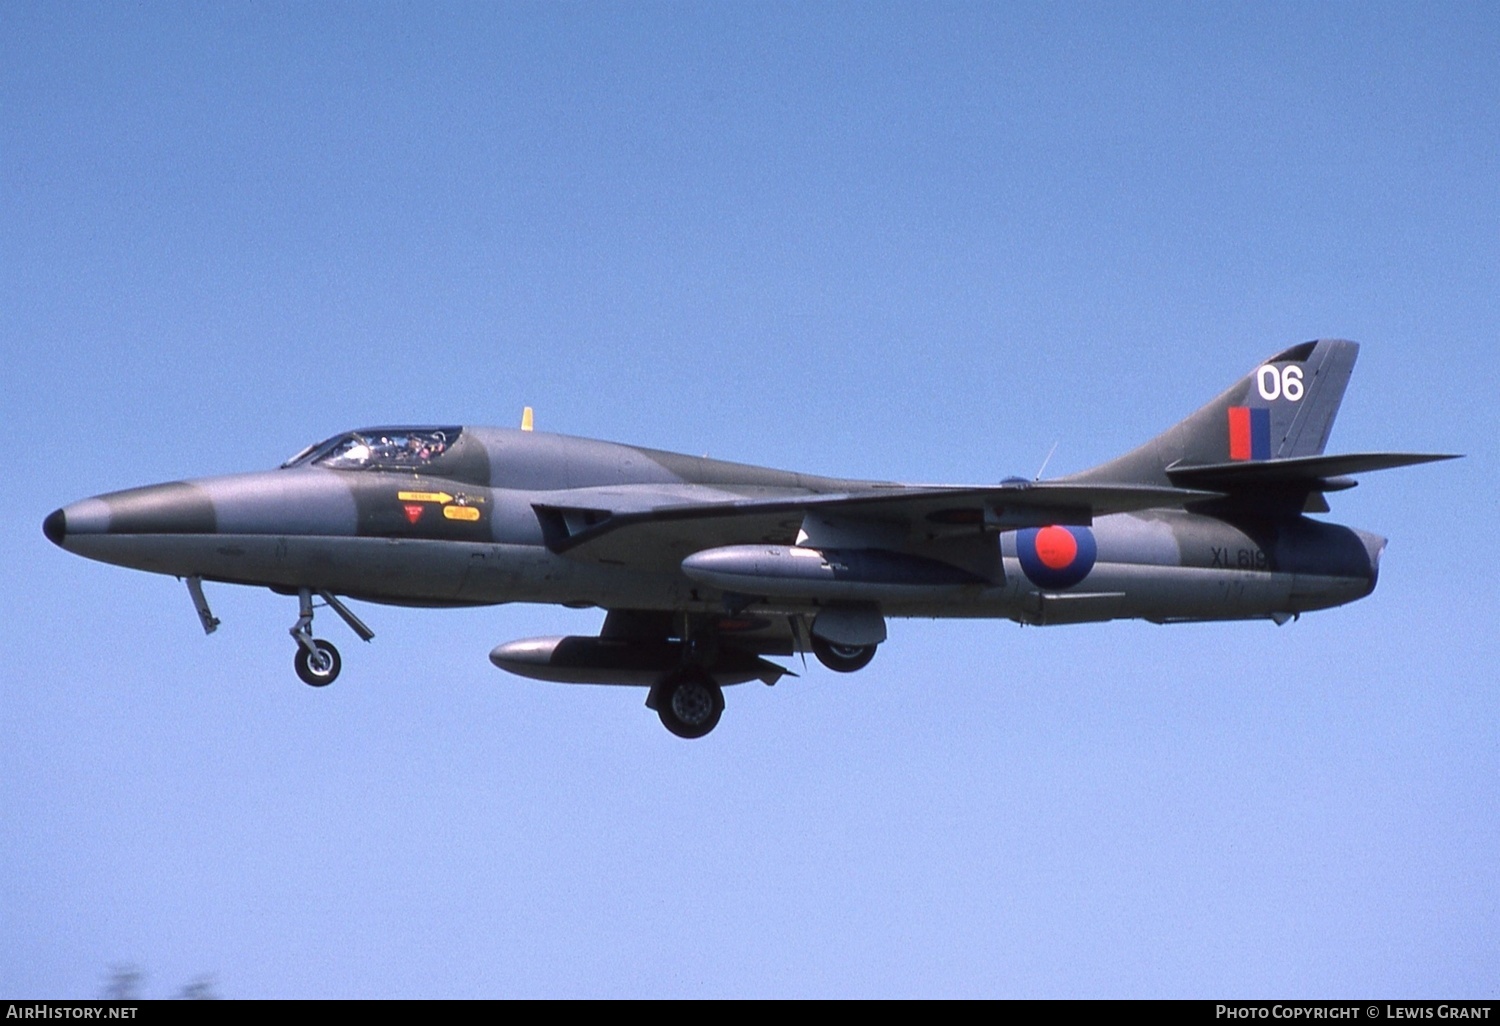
532, 480, 1220, 569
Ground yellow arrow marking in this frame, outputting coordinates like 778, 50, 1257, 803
398, 491, 453, 504
443, 505, 481, 521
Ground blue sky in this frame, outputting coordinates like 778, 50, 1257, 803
2, 1, 1495, 997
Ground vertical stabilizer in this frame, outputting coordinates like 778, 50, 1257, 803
1067, 340, 1360, 486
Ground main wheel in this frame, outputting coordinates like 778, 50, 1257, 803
811, 636, 877, 673
294, 639, 342, 687
656, 671, 725, 739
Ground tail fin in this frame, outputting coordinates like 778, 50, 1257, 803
1068, 339, 1359, 487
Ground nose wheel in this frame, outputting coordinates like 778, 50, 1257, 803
294, 639, 342, 686
288, 588, 372, 688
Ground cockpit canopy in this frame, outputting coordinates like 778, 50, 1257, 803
283, 427, 464, 471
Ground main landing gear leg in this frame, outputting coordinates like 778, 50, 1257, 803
288, 589, 374, 687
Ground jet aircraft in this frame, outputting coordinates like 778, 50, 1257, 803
45, 340, 1455, 737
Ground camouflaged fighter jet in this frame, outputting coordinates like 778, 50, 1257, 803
45, 339, 1455, 738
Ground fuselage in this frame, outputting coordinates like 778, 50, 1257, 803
45, 425, 1384, 626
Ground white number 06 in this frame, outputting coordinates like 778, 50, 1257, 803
1256, 364, 1304, 402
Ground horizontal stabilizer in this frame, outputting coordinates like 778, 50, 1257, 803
1167, 452, 1460, 490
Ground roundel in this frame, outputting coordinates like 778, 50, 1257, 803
1017, 525, 1097, 589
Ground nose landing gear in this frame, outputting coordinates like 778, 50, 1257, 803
288, 588, 374, 688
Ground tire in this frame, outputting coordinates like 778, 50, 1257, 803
656, 670, 724, 739
811, 636, 877, 673
294, 639, 342, 687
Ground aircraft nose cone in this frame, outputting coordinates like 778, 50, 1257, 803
56, 482, 215, 537
43, 508, 66, 547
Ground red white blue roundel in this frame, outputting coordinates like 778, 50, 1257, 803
1017, 525, 1097, 589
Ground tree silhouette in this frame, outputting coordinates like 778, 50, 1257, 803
101, 965, 220, 999
103, 965, 142, 1001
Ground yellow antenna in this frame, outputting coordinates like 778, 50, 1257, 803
520, 406, 534, 432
